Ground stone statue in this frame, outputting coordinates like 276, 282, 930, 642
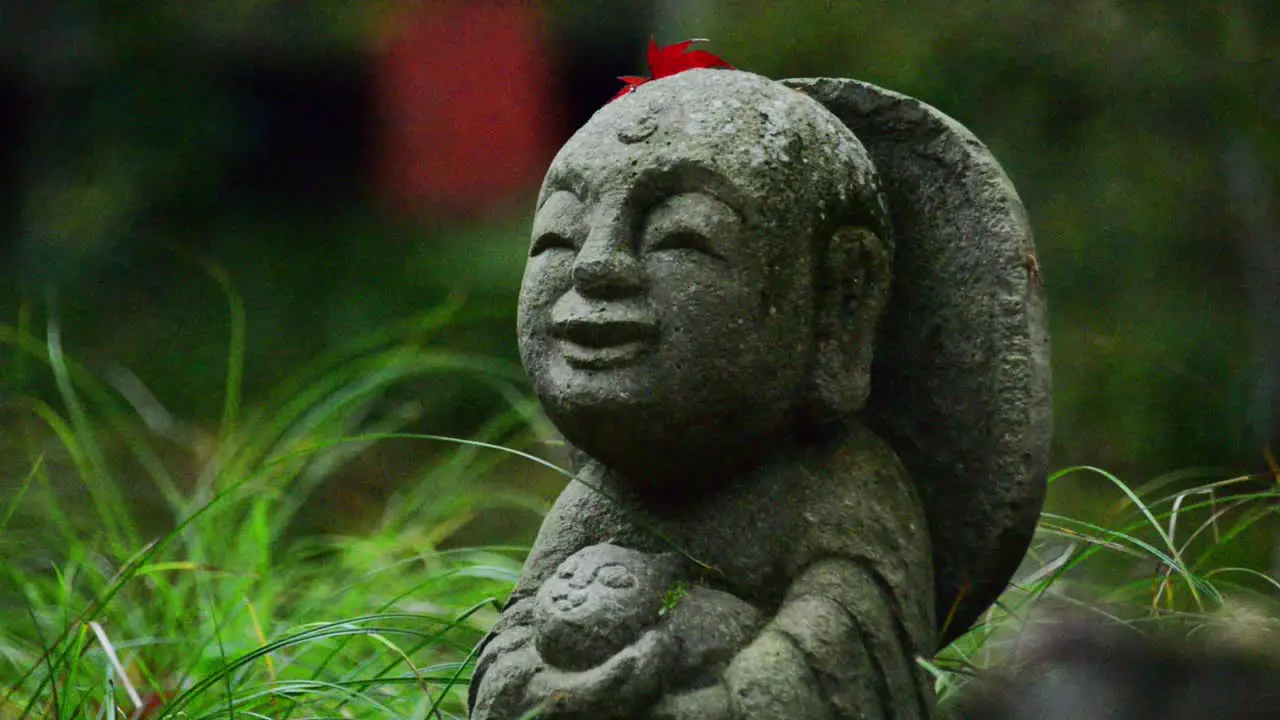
469, 67, 1051, 719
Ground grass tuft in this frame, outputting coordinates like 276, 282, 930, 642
3, 282, 1277, 717
0, 292, 549, 719
934, 464, 1280, 709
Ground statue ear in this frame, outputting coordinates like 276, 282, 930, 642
808, 225, 892, 420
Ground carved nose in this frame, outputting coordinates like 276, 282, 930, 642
572, 237, 644, 299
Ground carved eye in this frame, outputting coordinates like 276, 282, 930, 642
530, 231, 576, 257
647, 230, 724, 260
595, 564, 636, 589
557, 559, 580, 578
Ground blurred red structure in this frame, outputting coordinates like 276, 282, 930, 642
375, 2, 559, 216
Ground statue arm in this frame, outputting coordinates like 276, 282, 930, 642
653, 557, 932, 720
468, 600, 539, 719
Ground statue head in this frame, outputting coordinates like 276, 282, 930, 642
518, 69, 894, 484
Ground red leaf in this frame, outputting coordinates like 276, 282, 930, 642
665, 49, 734, 74
648, 38, 696, 77
609, 37, 734, 103
610, 75, 651, 101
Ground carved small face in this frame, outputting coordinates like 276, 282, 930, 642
538, 556, 647, 623
534, 545, 674, 670
518, 74, 831, 479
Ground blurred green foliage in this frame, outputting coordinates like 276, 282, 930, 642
2, 1, 1276, 506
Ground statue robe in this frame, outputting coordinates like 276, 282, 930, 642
470, 422, 937, 719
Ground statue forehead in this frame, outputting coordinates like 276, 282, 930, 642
542, 70, 877, 220
569, 543, 648, 566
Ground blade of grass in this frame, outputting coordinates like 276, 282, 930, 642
86, 621, 142, 712
46, 303, 137, 552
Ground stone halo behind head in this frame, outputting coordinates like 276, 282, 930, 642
783, 77, 1052, 648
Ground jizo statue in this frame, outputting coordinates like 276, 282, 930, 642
469, 44, 1051, 720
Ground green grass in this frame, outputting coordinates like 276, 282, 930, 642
0, 284, 566, 719
2, 280, 1277, 718
932, 462, 1280, 709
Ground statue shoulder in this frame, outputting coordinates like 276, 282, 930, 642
796, 422, 923, 523
515, 463, 644, 600
784, 422, 933, 611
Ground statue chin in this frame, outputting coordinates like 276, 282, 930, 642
546, 400, 792, 491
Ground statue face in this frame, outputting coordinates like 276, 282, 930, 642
538, 555, 649, 626
518, 74, 831, 480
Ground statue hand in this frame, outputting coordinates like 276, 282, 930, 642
528, 628, 676, 718
649, 685, 733, 720
469, 628, 543, 720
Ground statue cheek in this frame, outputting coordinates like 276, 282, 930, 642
644, 257, 756, 313
519, 258, 573, 319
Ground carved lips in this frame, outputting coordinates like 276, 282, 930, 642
549, 313, 659, 369
549, 589, 588, 613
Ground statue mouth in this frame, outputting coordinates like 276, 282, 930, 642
549, 316, 658, 369
550, 591, 588, 612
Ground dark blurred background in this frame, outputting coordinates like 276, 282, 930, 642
0, 1, 1276, 525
